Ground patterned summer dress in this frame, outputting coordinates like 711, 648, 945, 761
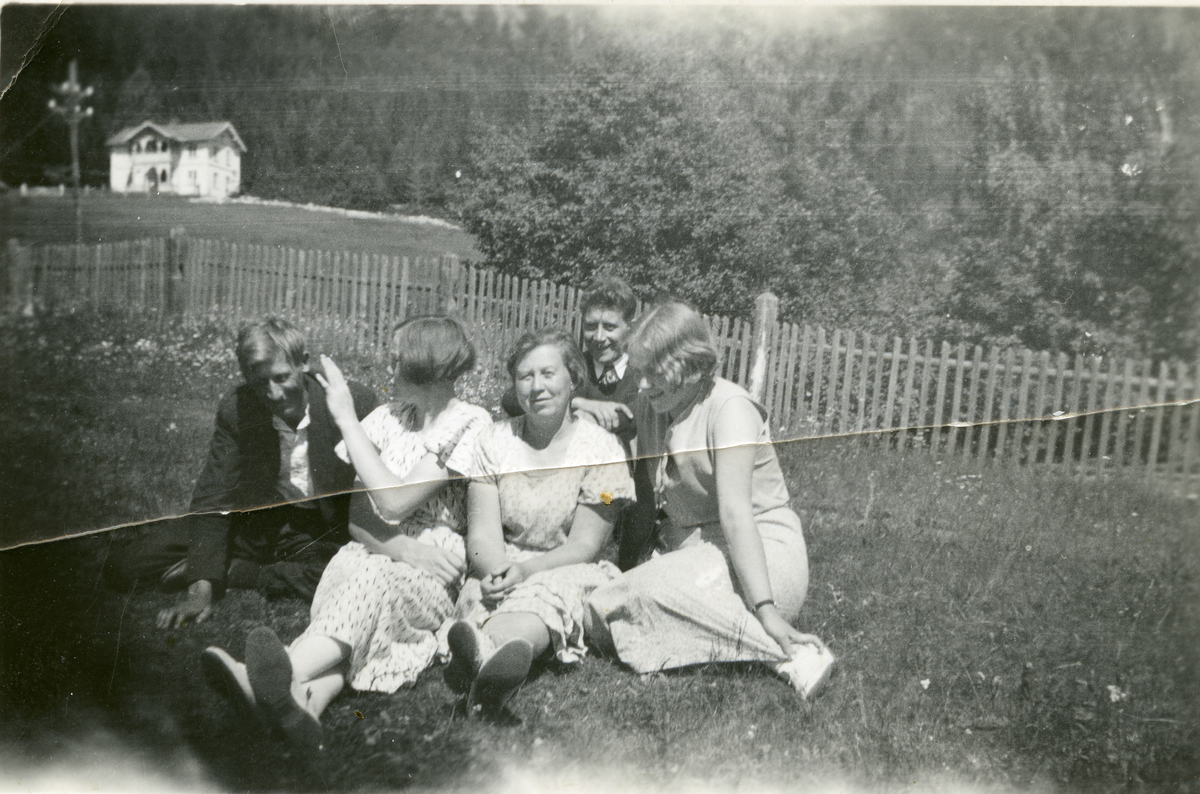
443, 417, 635, 664
293, 400, 491, 693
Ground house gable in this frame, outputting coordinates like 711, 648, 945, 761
105, 120, 246, 152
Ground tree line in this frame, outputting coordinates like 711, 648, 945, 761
2, 5, 1196, 360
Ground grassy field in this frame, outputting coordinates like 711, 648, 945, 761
1, 309, 1197, 793
0, 192, 481, 260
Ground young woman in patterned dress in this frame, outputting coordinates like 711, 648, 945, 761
442, 328, 635, 714
200, 317, 491, 752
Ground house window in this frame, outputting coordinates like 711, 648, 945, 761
160, 169, 168, 183
188, 170, 197, 184
133, 142, 141, 154
162, 141, 169, 153
212, 174, 218, 190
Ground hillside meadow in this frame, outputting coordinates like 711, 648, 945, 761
0, 192, 481, 259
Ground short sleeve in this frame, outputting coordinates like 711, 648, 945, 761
433, 405, 492, 478
470, 421, 508, 487
575, 425, 636, 507
335, 405, 390, 463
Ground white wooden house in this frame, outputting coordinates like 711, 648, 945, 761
106, 121, 246, 197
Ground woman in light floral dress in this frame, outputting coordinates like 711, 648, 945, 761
200, 317, 491, 753
442, 328, 635, 714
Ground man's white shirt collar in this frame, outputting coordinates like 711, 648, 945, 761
594, 353, 629, 381
272, 406, 312, 433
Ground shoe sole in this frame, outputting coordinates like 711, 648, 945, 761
444, 621, 481, 695
245, 627, 294, 710
245, 627, 324, 754
802, 656, 835, 700
468, 639, 532, 715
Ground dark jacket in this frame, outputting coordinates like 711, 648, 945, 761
186, 373, 378, 585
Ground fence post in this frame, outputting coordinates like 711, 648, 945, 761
166, 226, 187, 314
437, 255, 460, 314
5, 238, 35, 316
748, 291, 778, 405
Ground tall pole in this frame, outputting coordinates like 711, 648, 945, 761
49, 59, 94, 244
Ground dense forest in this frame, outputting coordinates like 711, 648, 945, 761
2, 5, 1197, 360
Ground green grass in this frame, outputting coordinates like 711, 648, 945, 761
0, 192, 481, 259
1, 310, 1197, 793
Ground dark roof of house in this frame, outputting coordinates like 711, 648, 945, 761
105, 121, 246, 151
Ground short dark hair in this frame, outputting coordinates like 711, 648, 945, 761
581, 275, 637, 322
236, 317, 307, 376
391, 316, 476, 385
506, 327, 588, 389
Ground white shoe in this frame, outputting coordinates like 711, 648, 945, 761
776, 643, 835, 700
201, 646, 264, 725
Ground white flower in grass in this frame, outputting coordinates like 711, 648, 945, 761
920, 679, 931, 690
1107, 684, 1128, 702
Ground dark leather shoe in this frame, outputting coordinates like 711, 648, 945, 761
444, 620, 483, 695
160, 560, 189, 591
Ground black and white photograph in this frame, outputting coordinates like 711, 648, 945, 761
1, 4, 1197, 792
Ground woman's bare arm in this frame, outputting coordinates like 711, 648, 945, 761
465, 480, 510, 579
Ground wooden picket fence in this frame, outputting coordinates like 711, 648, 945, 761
753, 322, 1198, 488
3, 234, 1197, 494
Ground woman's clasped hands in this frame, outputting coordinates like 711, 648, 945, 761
479, 561, 528, 607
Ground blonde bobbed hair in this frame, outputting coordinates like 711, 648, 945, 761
627, 302, 717, 389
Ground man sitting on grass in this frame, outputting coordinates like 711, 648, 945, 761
104, 318, 377, 628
